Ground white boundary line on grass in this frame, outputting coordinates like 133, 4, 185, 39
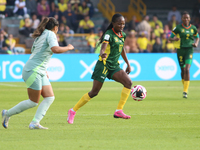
0, 83, 25, 87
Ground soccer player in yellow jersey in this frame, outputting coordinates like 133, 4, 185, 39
169, 11, 199, 98
68, 14, 132, 124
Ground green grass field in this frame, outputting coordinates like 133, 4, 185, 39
0, 81, 200, 150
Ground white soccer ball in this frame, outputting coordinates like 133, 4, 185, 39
130, 85, 147, 101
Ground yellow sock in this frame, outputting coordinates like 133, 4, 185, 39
117, 87, 131, 110
73, 93, 91, 112
182, 79, 184, 85
183, 81, 190, 93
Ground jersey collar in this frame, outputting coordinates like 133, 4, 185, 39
182, 23, 191, 29
112, 28, 123, 38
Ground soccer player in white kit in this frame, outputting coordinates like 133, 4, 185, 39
1, 17, 74, 129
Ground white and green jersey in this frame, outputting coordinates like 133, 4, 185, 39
23, 29, 59, 75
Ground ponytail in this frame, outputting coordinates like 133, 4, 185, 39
98, 23, 113, 46
32, 17, 59, 38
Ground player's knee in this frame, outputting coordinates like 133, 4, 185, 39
89, 91, 99, 98
184, 67, 190, 74
44, 96, 55, 105
124, 79, 132, 89
28, 99, 38, 107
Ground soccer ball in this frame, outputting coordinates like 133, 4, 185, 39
130, 85, 147, 101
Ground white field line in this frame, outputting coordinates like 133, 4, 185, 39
0, 83, 25, 87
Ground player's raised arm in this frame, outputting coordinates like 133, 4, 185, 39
51, 44, 74, 53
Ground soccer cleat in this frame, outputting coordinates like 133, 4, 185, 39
183, 92, 187, 98
29, 123, 48, 130
67, 108, 76, 124
113, 110, 131, 119
2, 110, 10, 129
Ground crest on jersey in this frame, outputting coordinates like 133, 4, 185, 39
190, 55, 193, 58
181, 29, 185, 33
191, 29, 194, 33
114, 37, 119, 42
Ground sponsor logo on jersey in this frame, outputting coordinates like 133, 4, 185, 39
186, 31, 189, 33
191, 29, 194, 33
181, 29, 185, 33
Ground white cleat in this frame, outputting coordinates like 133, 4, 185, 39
2, 110, 10, 129
183, 92, 187, 98
29, 123, 48, 130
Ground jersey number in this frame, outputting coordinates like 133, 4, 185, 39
186, 34, 190, 39
179, 56, 183, 62
102, 66, 108, 75
119, 44, 123, 52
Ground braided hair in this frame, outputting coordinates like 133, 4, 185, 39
98, 14, 123, 46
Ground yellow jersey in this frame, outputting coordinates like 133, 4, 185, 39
137, 37, 148, 50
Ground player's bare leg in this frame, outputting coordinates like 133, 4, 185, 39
181, 68, 184, 85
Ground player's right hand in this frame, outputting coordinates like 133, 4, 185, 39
192, 43, 198, 47
67, 44, 74, 50
101, 53, 107, 60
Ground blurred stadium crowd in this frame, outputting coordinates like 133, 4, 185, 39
0, 0, 200, 54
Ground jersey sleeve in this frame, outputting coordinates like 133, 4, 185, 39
102, 31, 112, 44
193, 26, 199, 38
172, 26, 179, 35
170, 26, 179, 38
47, 31, 59, 48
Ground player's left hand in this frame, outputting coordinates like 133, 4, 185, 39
192, 43, 198, 47
126, 64, 131, 74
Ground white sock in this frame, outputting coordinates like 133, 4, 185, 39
31, 96, 55, 123
7, 99, 38, 117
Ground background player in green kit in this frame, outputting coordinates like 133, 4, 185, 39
2, 17, 74, 129
169, 11, 199, 98
67, 14, 132, 124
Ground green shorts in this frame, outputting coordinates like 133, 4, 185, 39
91, 60, 122, 83
22, 70, 51, 90
177, 48, 193, 68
